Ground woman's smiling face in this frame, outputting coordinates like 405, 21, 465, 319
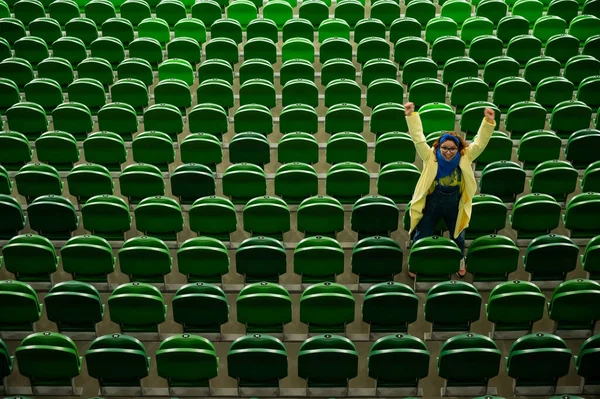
439, 141, 459, 161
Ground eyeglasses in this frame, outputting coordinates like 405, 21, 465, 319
440, 146, 458, 153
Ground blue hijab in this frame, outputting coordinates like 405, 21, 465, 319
435, 133, 461, 180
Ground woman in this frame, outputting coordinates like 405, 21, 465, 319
405, 102, 496, 277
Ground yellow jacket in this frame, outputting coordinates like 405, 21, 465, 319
407, 112, 496, 238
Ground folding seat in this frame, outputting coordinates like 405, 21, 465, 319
244, 38, 277, 65
117, 235, 172, 283
43, 280, 104, 333
66, 165, 113, 206
15, 332, 81, 389
300, 283, 355, 333
188, 103, 229, 139
278, 133, 319, 165
156, 0, 186, 26
393, 36, 428, 66
0, 77, 20, 113
425, 17, 458, 44
119, 163, 164, 204
263, 0, 292, 27
533, 15, 567, 43
13, 0, 45, 26
449, 77, 489, 112
544, 34, 579, 65
116, 58, 153, 88
237, 282, 292, 333
156, 334, 218, 390
229, 132, 270, 166
438, 333, 502, 391
51, 102, 94, 140
469, 35, 504, 67
89, 38, 125, 68
361, 58, 397, 87
506, 34, 543, 67
373, 132, 415, 165
179, 133, 222, 171
460, 16, 494, 44
584, 0, 600, 15
281, 79, 318, 108
366, 1, 397, 28
170, 164, 215, 206
81, 132, 126, 172
64, 17, 99, 47
523, 55, 561, 86
0, 194, 25, 238
548, 279, 600, 333
464, 234, 519, 282
326, 132, 367, 165
547, 0, 578, 24
513, 0, 544, 26
408, 78, 446, 110
325, 162, 370, 203
401, 57, 438, 87
240, 59, 275, 84
0, 57, 34, 89
563, 192, 600, 238
440, 0, 472, 26
130, 131, 174, 172
95, 104, 138, 143
431, 36, 466, 67
0, 279, 42, 331
28, 195, 79, 239
190, 0, 221, 28
576, 335, 600, 389
583, 34, 600, 59
143, 104, 184, 141
582, 160, 600, 192
356, 37, 390, 65
320, 37, 352, 64
373, 162, 419, 202
510, 193, 561, 238
405, 0, 435, 26
174, 17, 207, 45
243, 196, 290, 240
321, 58, 354, 86
86, 334, 150, 388
222, 163, 267, 204
281, 38, 314, 64
524, 234, 579, 280
517, 130, 562, 169
563, 55, 600, 86
352, 237, 403, 283
158, 58, 194, 86
0, 337, 13, 387
424, 281, 482, 333
318, 18, 351, 42
577, 75, 600, 110
550, 100, 593, 139
228, 334, 288, 389
22, 79, 62, 113
233, 104, 273, 135
479, 161, 526, 202
189, 196, 237, 240
569, 14, 600, 42
153, 79, 192, 111
389, 16, 421, 43
60, 235, 115, 283
279, 88, 318, 120
239, 79, 276, 109
419, 102, 457, 134
334, 0, 364, 28
282, 18, 314, 42
408, 236, 463, 281
107, 282, 167, 332
368, 333, 429, 392
138, 17, 170, 47
66, 78, 106, 114
76, 58, 114, 90
506, 333, 572, 391
13, 36, 49, 68
294, 196, 343, 238
350, 195, 399, 238
134, 196, 184, 240
197, 78, 234, 112
496, 17, 528, 48
1, 234, 58, 282
52, 37, 87, 68
370, 103, 409, 136
211, 18, 243, 44
247, 18, 278, 43
324, 78, 361, 108
120, 0, 151, 27
274, 163, 318, 204
0, 165, 11, 195
528, 160, 577, 202
176, 239, 226, 285
35, 131, 80, 171
504, 101, 547, 139
299, 0, 327, 30
236, 236, 287, 282
0, 18, 25, 45
467, 193, 508, 239
458, 102, 500, 139
476, 0, 508, 25
128, 37, 164, 68
441, 56, 479, 89
85, 0, 115, 26
294, 236, 344, 283
14, 163, 62, 204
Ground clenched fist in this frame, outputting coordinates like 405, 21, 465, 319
404, 102, 415, 116
484, 108, 495, 124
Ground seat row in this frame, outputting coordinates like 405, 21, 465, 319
1, 229, 600, 285
1, 330, 599, 393
2, 277, 600, 337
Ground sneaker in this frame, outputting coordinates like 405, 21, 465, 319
456, 259, 466, 278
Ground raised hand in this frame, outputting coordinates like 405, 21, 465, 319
404, 102, 415, 116
484, 107, 495, 124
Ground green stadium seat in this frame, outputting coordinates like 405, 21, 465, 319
156, 334, 218, 389
320, 37, 352, 63
282, 18, 314, 41
534, 76, 574, 112
299, 0, 327, 30
583, 34, 600, 59
564, 55, 600, 86
13, 0, 45, 26
86, 334, 150, 388
575, 334, 600, 388
294, 236, 344, 283
15, 332, 81, 387
523, 55, 561, 87
65, 17, 99, 46
374, 162, 419, 203
513, 0, 544, 26
108, 282, 167, 332
402, 57, 438, 87
247, 18, 278, 43
425, 281, 482, 333
179, 133, 221, 171
138, 17, 170, 47
154, 79, 192, 111
76, 58, 114, 90
0, 57, 34, 89
533, 15, 567, 43
142, 103, 183, 141
482, 55, 520, 88
0, 280, 42, 330
263, 0, 292, 27
582, 160, 600, 193
119, 163, 164, 204
22, 78, 62, 113
334, 0, 364, 28
274, 163, 318, 203
81, 132, 126, 172
352, 237, 403, 283
479, 161, 526, 202
408, 78, 446, 109
550, 100, 593, 139
326, 132, 367, 164
190, 0, 221, 28
300, 282, 355, 333
510, 193, 562, 238
282, 38, 315, 64
236, 236, 286, 282
118, 236, 172, 283
320, 58, 355, 87
530, 160, 578, 201
0, 18, 26, 45
325, 161, 370, 203
405, 0, 436, 26
442, 56, 479, 88
517, 129, 562, 169
318, 18, 350, 42
239, 78, 276, 109
420, 102, 457, 134
492, 76, 532, 112
27, 194, 78, 239
228, 334, 288, 389
504, 101, 547, 139
325, 78, 361, 107
177, 238, 229, 283
449, 77, 488, 112
425, 17, 458, 44
51, 102, 94, 140
361, 58, 397, 87
44, 281, 104, 332
90, 37, 126, 67
240, 58, 275, 84
367, 1, 398, 27
486, 280, 545, 334
13, 36, 49, 68
356, 37, 390, 65
172, 283, 228, 331
156, 0, 186, 26
170, 163, 216, 204
506, 34, 543, 66
577, 76, 600, 110
99, 19, 133, 51
237, 282, 292, 333
134, 196, 184, 240
370, 103, 408, 136
244, 38, 277, 65
129, 37, 163, 68
468, 35, 504, 67
189, 196, 237, 241
67, 163, 114, 203
582, 235, 600, 279
297, 195, 344, 237
460, 16, 494, 44
409, 236, 463, 281
50, 37, 86, 67
85, 0, 116, 26
243, 195, 290, 239
569, 14, 600, 42
0, 165, 11, 194
547, 279, 600, 333
524, 234, 579, 280
476, 0, 508, 25
547, 0, 579, 23
544, 34, 580, 65
96, 103, 138, 142
466, 234, 519, 282
66, 78, 106, 114
393, 36, 428, 66
158, 58, 194, 86
81, 195, 131, 240
281, 79, 318, 108
0, 78, 20, 112
196, 79, 233, 111
211, 18, 243, 44
0, 340, 14, 386
0, 194, 25, 238
121, 0, 151, 26
229, 132, 269, 166
1, 234, 57, 282
34, 131, 79, 171
278, 132, 319, 164
233, 104, 273, 135
222, 163, 267, 204
389, 17, 421, 43
466, 194, 508, 238
441, 0, 471, 25
14, 163, 62, 204
374, 132, 415, 164
174, 17, 206, 45
349, 195, 398, 238
563, 192, 600, 238
187, 103, 227, 141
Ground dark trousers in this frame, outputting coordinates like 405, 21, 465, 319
413, 185, 465, 256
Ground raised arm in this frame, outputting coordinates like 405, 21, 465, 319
404, 102, 432, 162
466, 108, 497, 161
